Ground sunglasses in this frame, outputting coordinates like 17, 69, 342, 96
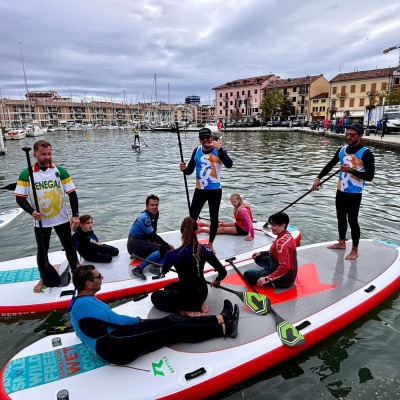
89, 272, 103, 281
199, 135, 211, 140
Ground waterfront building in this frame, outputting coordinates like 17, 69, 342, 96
266, 74, 330, 122
328, 67, 397, 120
185, 95, 201, 105
310, 92, 329, 121
213, 74, 277, 124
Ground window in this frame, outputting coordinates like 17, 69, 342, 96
293, 87, 297, 92
321, 99, 326, 103
371, 83, 377, 93
230, 101, 233, 105
219, 93, 222, 97
219, 102, 222, 106
312, 106, 318, 112
313, 99, 318, 103
359, 98, 364, 106
242, 91, 245, 95
292, 97, 296, 102
360, 84, 366, 92
254, 89, 258, 94
319, 106, 325, 112
340, 99, 345, 108
350, 85, 356, 93
381, 82, 387, 91
340, 86, 346, 96
349, 99, 354, 107
332, 87, 337, 94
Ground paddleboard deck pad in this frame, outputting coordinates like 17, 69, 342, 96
0, 223, 300, 316
0, 208, 23, 229
1, 239, 399, 400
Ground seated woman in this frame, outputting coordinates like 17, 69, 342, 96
199, 193, 254, 241
69, 265, 239, 366
72, 214, 119, 263
151, 217, 228, 316
243, 212, 298, 289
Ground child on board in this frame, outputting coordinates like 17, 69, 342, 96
72, 215, 119, 263
199, 193, 254, 241
243, 212, 298, 288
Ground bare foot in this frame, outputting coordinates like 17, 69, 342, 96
327, 241, 346, 250
345, 248, 358, 260
33, 279, 44, 293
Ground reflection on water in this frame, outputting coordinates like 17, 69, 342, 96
0, 129, 399, 399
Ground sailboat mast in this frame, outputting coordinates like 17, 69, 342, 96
19, 42, 32, 124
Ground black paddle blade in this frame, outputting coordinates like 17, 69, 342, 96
0, 182, 17, 191
274, 311, 305, 347
58, 267, 71, 287
43, 263, 61, 287
241, 291, 271, 315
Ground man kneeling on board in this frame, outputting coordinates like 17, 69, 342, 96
69, 265, 240, 365
244, 212, 298, 288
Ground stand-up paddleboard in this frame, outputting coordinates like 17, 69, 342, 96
131, 144, 141, 149
1, 239, 398, 400
0, 208, 23, 229
0, 223, 301, 316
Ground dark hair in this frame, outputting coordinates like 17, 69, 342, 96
72, 265, 96, 292
180, 216, 200, 255
268, 212, 289, 229
33, 140, 52, 152
146, 194, 159, 206
79, 214, 92, 224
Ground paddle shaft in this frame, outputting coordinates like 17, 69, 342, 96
279, 169, 340, 213
176, 121, 191, 213
22, 147, 51, 265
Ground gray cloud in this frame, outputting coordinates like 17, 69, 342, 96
0, 0, 399, 104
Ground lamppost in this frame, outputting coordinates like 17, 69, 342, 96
366, 91, 375, 128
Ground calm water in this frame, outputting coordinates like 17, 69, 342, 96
0, 129, 399, 399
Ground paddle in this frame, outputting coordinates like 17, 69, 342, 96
225, 257, 305, 347
22, 147, 61, 287
206, 281, 270, 315
0, 182, 17, 191
262, 169, 340, 232
176, 121, 191, 212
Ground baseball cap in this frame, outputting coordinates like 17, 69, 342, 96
198, 127, 213, 137
344, 122, 364, 135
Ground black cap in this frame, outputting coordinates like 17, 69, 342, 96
198, 127, 212, 137
344, 122, 364, 135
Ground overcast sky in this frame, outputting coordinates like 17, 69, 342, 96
0, 0, 399, 105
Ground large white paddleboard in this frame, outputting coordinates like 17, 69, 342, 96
1, 239, 398, 400
0, 223, 301, 316
0, 208, 23, 230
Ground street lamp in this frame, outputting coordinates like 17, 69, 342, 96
366, 91, 375, 128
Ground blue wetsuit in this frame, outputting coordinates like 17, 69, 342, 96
127, 211, 170, 263
70, 295, 224, 365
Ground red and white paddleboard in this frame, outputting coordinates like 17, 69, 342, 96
0, 223, 301, 316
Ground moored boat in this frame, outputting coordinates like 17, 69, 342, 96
3, 130, 27, 140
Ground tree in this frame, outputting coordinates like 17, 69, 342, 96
375, 91, 400, 106
280, 98, 293, 119
260, 89, 283, 121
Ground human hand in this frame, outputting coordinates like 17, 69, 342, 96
168, 244, 175, 250
32, 210, 42, 221
311, 178, 321, 191
211, 140, 222, 150
70, 216, 80, 230
252, 252, 260, 259
179, 162, 186, 171
340, 164, 352, 173
210, 279, 220, 287
245, 237, 254, 241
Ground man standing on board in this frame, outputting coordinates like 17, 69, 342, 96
311, 123, 375, 260
179, 127, 233, 251
14, 140, 80, 293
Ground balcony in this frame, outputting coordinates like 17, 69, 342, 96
337, 92, 348, 98
297, 100, 307, 105
299, 91, 308, 96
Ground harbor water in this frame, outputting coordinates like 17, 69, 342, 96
0, 129, 399, 399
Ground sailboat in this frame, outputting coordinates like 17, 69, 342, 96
19, 43, 44, 137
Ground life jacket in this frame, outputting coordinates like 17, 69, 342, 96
234, 204, 253, 228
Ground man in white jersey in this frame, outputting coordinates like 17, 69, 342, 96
14, 140, 81, 293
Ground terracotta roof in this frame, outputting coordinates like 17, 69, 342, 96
267, 74, 323, 88
330, 67, 397, 82
310, 92, 329, 99
212, 74, 275, 90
